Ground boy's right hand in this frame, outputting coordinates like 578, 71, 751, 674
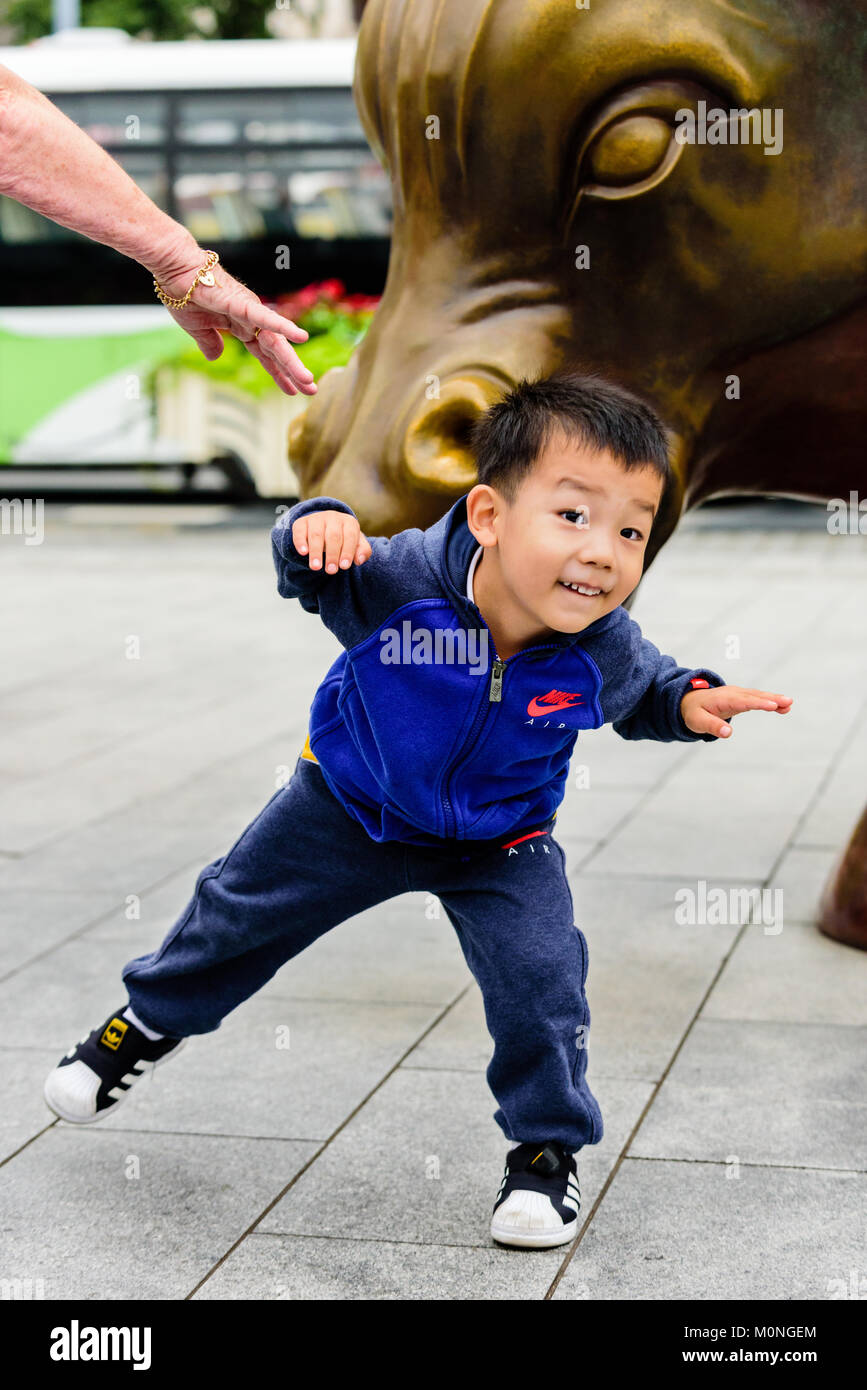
292, 509, 372, 574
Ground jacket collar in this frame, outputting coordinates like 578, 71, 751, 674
423, 492, 622, 647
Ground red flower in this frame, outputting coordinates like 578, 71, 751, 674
294, 286, 322, 309
269, 281, 380, 326
316, 278, 346, 301
339, 293, 381, 312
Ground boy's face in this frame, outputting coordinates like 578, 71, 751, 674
467, 429, 664, 646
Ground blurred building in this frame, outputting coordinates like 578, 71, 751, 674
0, 1, 368, 46
268, 0, 361, 39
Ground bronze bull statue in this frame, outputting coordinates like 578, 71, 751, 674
289, 0, 867, 945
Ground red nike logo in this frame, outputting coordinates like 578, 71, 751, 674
527, 689, 585, 716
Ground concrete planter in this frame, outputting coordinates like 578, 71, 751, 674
154, 367, 309, 497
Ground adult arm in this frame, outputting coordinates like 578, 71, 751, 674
0, 64, 316, 395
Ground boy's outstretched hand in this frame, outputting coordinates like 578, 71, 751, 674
681, 685, 793, 739
292, 510, 373, 574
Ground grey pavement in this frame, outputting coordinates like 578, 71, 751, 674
1, 495, 866, 1301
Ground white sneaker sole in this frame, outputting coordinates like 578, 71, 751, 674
43, 1038, 187, 1125
490, 1173, 580, 1248
490, 1213, 579, 1249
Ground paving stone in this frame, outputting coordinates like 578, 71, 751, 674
765, 846, 842, 924
552, 1160, 867, 1300
193, 1231, 564, 1300
553, 729, 686, 792
628, 1019, 867, 1171
0, 803, 250, 895
0, 1048, 64, 1163
702, 920, 867, 1026
546, 787, 649, 848
0, 888, 118, 978
0, 691, 300, 854
586, 762, 827, 881
794, 728, 867, 849
0, 1126, 317, 1299
0, 637, 285, 779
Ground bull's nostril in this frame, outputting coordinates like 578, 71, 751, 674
403, 374, 507, 494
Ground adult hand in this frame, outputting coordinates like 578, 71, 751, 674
146, 244, 318, 398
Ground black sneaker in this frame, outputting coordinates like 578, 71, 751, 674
43, 1007, 186, 1124
490, 1141, 581, 1248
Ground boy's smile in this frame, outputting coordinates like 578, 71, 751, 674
466, 430, 664, 661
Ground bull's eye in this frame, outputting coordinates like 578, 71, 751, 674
566, 79, 734, 211
585, 115, 672, 187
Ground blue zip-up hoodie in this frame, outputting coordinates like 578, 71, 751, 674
271, 493, 726, 848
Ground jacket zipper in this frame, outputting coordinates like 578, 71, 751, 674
439, 603, 572, 834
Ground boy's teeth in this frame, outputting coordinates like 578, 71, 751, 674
560, 581, 601, 595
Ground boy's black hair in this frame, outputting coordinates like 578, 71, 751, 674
470, 371, 673, 508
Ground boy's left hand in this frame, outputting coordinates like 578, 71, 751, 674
681, 685, 793, 739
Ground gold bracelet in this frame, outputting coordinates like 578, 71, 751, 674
153, 250, 220, 309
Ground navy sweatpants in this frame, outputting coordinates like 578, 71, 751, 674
122, 755, 603, 1153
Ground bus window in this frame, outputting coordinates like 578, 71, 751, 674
176, 90, 365, 146
50, 93, 168, 145
0, 152, 171, 244
173, 149, 391, 242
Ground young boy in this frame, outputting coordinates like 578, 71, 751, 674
43, 373, 792, 1249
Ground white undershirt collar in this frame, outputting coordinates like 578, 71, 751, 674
466, 544, 484, 603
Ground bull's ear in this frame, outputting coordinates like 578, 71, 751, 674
402, 374, 503, 493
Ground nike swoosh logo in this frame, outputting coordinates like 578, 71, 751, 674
527, 694, 585, 716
